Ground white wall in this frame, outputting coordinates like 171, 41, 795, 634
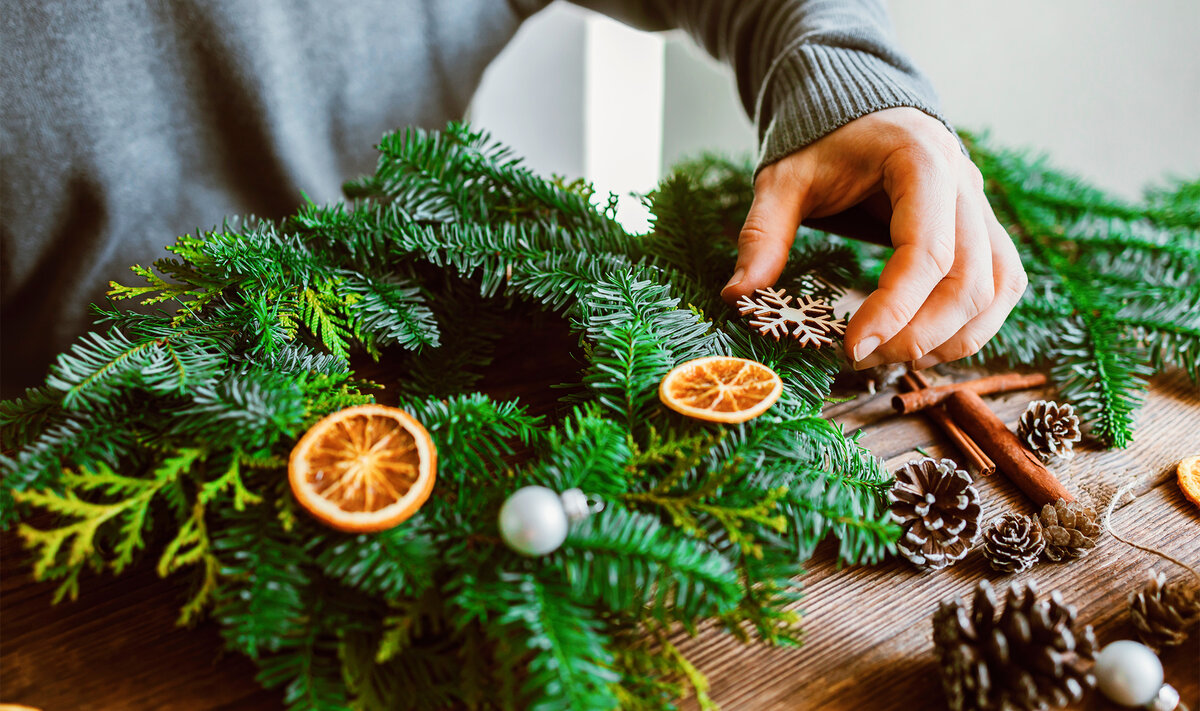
470, 1, 1200, 204
889, 0, 1200, 198
467, 3, 589, 180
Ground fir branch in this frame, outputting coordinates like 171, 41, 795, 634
495, 572, 620, 711
0, 386, 62, 448
969, 135, 1197, 446
312, 520, 436, 600
561, 506, 740, 620
255, 594, 352, 711
213, 505, 313, 658
45, 329, 161, 409
521, 407, 631, 498
342, 273, 441, 354
340, 616, 466, 711
717, 551, 805, 647
1143, 177, 1200, 225
1116, 294, 1200, 382
401, 394, 543, 487
1051, 320, 1154, 448
575, 271, 731, 429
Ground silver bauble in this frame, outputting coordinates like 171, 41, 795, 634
498, 486, 570, 556
1094, 640, 1164, 707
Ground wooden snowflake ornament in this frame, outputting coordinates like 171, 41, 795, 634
737, 287, 846, 347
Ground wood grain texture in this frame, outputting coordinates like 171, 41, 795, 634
2, 336, 1197, 710
674, 368, 1200, 710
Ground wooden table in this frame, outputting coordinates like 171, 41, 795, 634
3, 326, 1197, 709
673, 369, 1200, 710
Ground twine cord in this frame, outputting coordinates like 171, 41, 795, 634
1104, 481, 1200, 583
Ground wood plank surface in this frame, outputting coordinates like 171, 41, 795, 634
674, 369, 1200, 710
2, 325, 1198, 710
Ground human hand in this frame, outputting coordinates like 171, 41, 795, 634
721, 107, 1027, 370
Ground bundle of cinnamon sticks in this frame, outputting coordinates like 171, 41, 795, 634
899, 369, 995, 475
894, 369, 1072, 506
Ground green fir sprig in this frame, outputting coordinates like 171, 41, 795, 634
962, 134, 1199, 447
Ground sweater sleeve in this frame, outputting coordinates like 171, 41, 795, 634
569, 0, 952, 173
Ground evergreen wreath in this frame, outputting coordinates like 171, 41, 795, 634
1, 122, 1196, 710
2, 123, 895, 710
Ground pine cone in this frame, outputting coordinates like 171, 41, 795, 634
1129, 570, 1200, 649
981, 512, 1045, 574
1038, 498, 1101, 562
1017, 400, 1082, 462
933, 580, 1096, 711
889, 458, 981, 571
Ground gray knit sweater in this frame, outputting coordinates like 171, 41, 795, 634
0, 0, 944, 394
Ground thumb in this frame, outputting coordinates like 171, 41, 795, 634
721, 175, 806, 304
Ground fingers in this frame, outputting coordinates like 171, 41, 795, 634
727, 108, 1022, 369
911, 208, 1027, 369
721, 167, 807, 303
844, 144, 958, 362
852, 179, 995, 369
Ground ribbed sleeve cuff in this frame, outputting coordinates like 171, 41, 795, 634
755, 42, 956, 175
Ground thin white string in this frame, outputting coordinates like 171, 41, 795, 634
1104, 481, 1200, 582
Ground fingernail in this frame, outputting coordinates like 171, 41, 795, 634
853, 352, 886, 371
851, 335, 881, 363
721, 268, 746, 296
912, 354, 939, 370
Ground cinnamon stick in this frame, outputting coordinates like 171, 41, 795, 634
942, 390, 1073, 505
892, 373, 1048, 414
908, 370, 933, 390
900, 373, 996, 476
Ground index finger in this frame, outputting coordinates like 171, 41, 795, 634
845, 145, 958, 363
720, 172, 807, 303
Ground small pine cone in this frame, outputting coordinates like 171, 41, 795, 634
1017, 400, 1082, 462
889, 458, 981, 571
1129, 570, 1200, 649
1038, 499, 1102, 562
981, 513, 1045, 574
933, 580, 1096, 711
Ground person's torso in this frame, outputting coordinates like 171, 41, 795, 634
1, 0, 538, 393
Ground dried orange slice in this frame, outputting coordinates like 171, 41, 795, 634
289, 404, 436, 532
1178, 455, 1200, 509
658, 356, 783, 423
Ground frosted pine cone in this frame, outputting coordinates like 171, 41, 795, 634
889, 458, 981, 571
933, 580, 1096, 711
1017, 400, 1082, 462
981, 512, 1045, 574
1038, 499, 1101, 562
1129, 570, 1200, 649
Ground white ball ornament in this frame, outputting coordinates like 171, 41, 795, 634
1094, 640, 1166, 708
498, 486, 594, 556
